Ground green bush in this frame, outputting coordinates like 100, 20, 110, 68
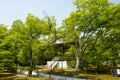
0, 59, 17, 73
69, 60, 76, 68
1, 59, 16, 67
0, 67, 4, 71
7, 67, 17, 73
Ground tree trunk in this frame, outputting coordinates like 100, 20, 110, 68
75, 41, 79, 71
28, 46, 33, 76
28, 66, 33, 76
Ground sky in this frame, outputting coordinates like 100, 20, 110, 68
0, 0, 120, 28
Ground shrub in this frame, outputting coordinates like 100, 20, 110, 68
7, 67, 17, 73
0, 67, 4, 71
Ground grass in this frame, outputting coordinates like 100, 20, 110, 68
1, 68, 120, 80
38, 68, 120, 80
80, 73, 120, 80
0, 71, 17, 80
0, 71, 53, 80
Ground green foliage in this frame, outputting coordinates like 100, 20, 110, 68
64, 45, 76, 60
0, 0, 120, 74
7, 67, 17, 73
61, 0, 120, 70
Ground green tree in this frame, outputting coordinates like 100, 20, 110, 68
0, 24, 16, 69
0, 24, 8, 63
61, 0, 117, 70
10, 14, 57, 76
